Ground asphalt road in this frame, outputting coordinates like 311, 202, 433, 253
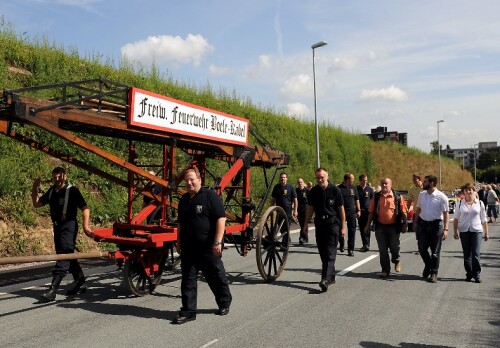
1, 220, 499, 348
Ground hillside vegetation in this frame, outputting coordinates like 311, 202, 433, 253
0, 21, 472, 257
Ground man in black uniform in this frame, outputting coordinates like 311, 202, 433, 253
31, 167, 94, 302
303, 168, 346, 292
357, 174, 374, 252
296, 177, 310, 244
174, 168, 232, 324
271, 172, 298, 244
338, 173, 360, 256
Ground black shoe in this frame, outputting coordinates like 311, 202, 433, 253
41, 274, 64, 302
66, 277, 86, 295
319, 279, 335, 292
378, 271, 389, 278
67, 285, 87, 295
422, 268, 430, 279
339, 248, 345, 253
465, 274, 473, 282
474, 278, 482, 283
173, 315, 196, 324
299, 238, 304, 245
41, 288, 57, 302
216, 307, 230, 316
427, 274, 438, 283
347, 250, 354, 257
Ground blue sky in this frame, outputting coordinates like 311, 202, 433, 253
2, 0, 500, 152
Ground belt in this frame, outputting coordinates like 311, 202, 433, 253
418, 218, 441, 225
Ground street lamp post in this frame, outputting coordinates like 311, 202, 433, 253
311, 40, 327, 168
473, 143, 478, 184
437, 120, 444, 190
495, 159, 497, 183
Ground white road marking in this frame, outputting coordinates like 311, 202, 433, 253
337, 254, 378, 276
0, 292, 7, 296
199, 339, 219, 348
21, 286, 37, 290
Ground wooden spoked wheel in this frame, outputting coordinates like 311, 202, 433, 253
255, 206, 290, 282
123, 251, 167, 296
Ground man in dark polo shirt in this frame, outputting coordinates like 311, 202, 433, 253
296, 177, 310, 244
31, 166, 94, 302
303, 168, 346, 292
174, 168, 232, 324
271, 172, 298, 244
338, 173, 360, 256
357, 174, 374, 252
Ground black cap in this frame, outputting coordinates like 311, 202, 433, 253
52, 166, 66, 174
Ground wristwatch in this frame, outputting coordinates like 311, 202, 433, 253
213, 241, 222, 246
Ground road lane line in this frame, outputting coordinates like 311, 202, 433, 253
199, 339, 219, 348
21, 286, 37, 290
337, 254, 378, 276
0, 292, 7, 296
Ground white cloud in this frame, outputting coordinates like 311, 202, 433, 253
359, 85, 408, 102
209, 64, 231, 76
279, 74, 311, 100
286, 103, 309, 119
121, 34, 214, 68
446, 110, 467, 118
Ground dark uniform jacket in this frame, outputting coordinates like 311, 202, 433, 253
357, 185, 374, 212
296, 187, 309, 213
178, 187, 225, 250
337, 183, 359, 217
272, 183, 297, 214
308, 182, 344, 226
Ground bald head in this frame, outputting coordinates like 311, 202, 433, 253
380, 177, 392, 195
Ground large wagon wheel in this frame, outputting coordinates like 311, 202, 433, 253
123, 250, 167, 296
255, 206, 290, 282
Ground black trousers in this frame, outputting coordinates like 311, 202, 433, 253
180, 248, 232, 316
417, 218, 444, 275
374, 223, 400, 273
339, 214, 357, 251
52, 220, 83, 278
298, 210, 307, 240
315, 223, 339, 281
358, 210, 370, 247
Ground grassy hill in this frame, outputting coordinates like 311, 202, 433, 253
0, 22, 472, 257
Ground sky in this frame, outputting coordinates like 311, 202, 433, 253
2, 0, 500, 152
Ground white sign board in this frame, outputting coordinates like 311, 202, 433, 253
128, 87, 249, 146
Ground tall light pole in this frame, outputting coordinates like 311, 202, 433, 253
437, 120, 444, 190
473, 143, 478, 184
495, 159, 497, 183
312, 40, 327, 168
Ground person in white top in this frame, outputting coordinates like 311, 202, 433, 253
413, 175, 449, 283
453, 183, 489, 283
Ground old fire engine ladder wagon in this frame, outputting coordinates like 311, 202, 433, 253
0, 79, 291, 296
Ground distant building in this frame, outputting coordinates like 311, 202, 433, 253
444, 142, 498, 168
366, 126, 408, 146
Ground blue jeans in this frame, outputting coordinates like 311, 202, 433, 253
374, 223, 400, 273
487, 204, 497, 219
417, 218, 444, 275
459, 232, 482, 279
